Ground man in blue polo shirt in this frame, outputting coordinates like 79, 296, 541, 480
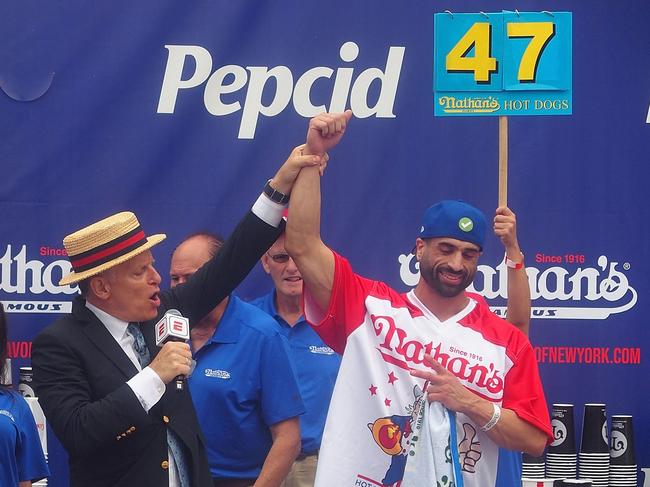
170, 232, 304, 487
250, 232, 341, 487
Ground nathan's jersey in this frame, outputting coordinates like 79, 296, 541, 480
306, 253, 552, 487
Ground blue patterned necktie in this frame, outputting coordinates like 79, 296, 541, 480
127, 323, 190, 487
127, 323, 150, 368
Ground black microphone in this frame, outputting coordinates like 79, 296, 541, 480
154, 309, 190, 391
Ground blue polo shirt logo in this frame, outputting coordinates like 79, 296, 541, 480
309, 345, 335, 355
204, 368, 231, 379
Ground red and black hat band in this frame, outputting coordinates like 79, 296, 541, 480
70, 226, 148, 273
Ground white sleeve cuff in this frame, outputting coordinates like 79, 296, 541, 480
127, 366, 166, 412
252, 193, 286, 227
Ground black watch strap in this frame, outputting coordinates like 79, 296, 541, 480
263, 179, 290, 205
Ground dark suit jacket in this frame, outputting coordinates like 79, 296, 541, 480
32, 211, 283, 487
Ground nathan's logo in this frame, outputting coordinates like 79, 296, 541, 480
204, 369, 231, 379
0, 245, 76, 313
398, 253, 637, 320
308, 345, 335, 355
157, 41, 404, 139
438, 95, 500, 114
371, 314, 504, 400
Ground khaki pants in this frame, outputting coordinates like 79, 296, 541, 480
280, 453, 318, 487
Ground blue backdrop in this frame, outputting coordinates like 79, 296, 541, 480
2, 1, 648, 485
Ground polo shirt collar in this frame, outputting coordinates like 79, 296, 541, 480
265, 291, 280, 318
207, 296, 240, 345
265, 291, 307, 329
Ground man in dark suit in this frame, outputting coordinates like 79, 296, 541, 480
31, 147, 326, 487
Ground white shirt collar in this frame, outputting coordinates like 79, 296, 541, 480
85, 300, 130, 342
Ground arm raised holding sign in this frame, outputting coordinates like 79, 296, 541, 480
495, 206, 531, 336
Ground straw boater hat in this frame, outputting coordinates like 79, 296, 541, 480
59, 211, 166, 286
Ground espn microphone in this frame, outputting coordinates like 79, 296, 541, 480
155, 309, 190, 391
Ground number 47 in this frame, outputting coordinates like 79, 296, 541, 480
446, 22, 555, 83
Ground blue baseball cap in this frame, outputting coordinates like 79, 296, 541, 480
418, 200, 487, 249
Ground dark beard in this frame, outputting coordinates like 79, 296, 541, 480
421, 264, 474, 298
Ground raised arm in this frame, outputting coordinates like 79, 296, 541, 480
164, 147, 326, 322
285, 111, 352, 312
494, 206, 531, 336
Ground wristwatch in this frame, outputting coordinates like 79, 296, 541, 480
504, 252, 524, 270
263, 179, 290, 205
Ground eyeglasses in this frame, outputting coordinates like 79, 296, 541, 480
267, 252, 290, 264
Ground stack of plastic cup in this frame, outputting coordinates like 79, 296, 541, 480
609, 415, 637, 486
546, 404, 577, 479
561, 480, 592, 486
522, 451, 546, 479
578, 404, 609, 486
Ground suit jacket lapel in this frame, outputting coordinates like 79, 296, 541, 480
73, 297, 140, 379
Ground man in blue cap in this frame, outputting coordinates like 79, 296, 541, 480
283, 111, 553, 487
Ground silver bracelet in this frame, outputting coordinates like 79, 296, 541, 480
480, 403, 501, 432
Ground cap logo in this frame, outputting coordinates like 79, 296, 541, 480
418, 201, 486, 248
458, 217, 473, 232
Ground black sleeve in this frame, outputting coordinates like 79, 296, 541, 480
161, 210, 283, 325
